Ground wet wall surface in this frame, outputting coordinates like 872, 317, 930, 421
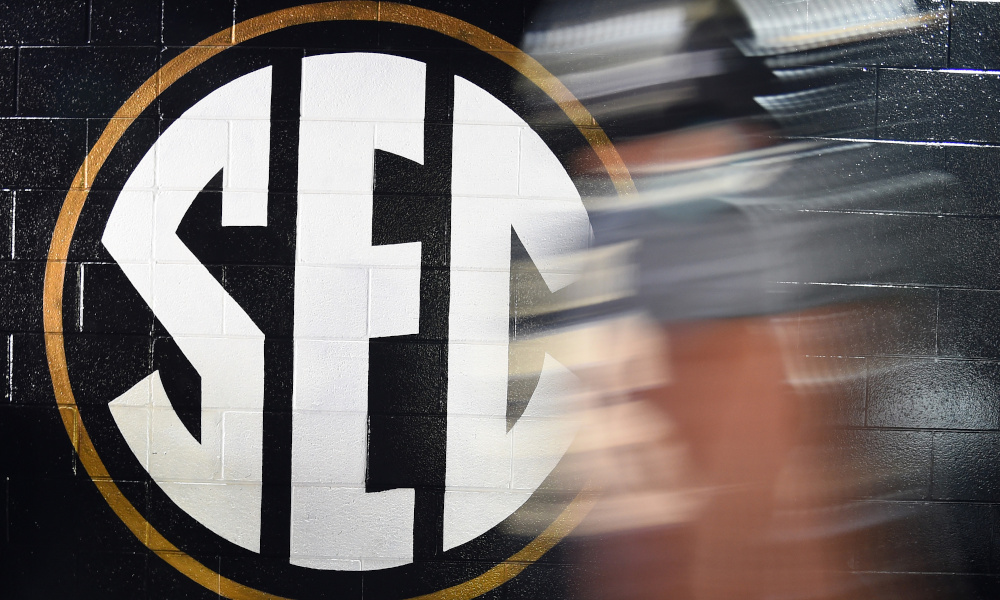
3, 1, 1000, 599
749, 3, 1000, 597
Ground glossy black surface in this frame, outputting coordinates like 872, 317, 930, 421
0, 118, 85, 189
878, 68, 1000, 142
0, 0, 88, 45
834, 429, 932, 499
3, 0, 1000, 598
867, 358, 1000, 429
90, 0, 161, 45
17, 47, 158, 118
950, 0, 1000, 69
939, 289, 1000, 359
933, 432, 1000, 502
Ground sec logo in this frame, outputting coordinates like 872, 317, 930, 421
43, 3, 632, 598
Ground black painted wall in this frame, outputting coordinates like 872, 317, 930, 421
783, 3, 1000, 597
0, 1, 587, 598
3, 0, 1000, 598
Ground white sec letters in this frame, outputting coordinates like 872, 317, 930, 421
104, 67, 272, 552
102, 53, 588, 569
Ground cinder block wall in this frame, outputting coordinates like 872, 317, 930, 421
0, 1, 587, 598
789, 2, 1000, 597
2, 1, 1000, 599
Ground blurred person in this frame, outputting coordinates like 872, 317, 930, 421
520, 1, 947, 599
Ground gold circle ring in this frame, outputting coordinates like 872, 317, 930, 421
43, 3, 634, 598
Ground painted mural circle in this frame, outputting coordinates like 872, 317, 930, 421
43, 3, 633, 598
